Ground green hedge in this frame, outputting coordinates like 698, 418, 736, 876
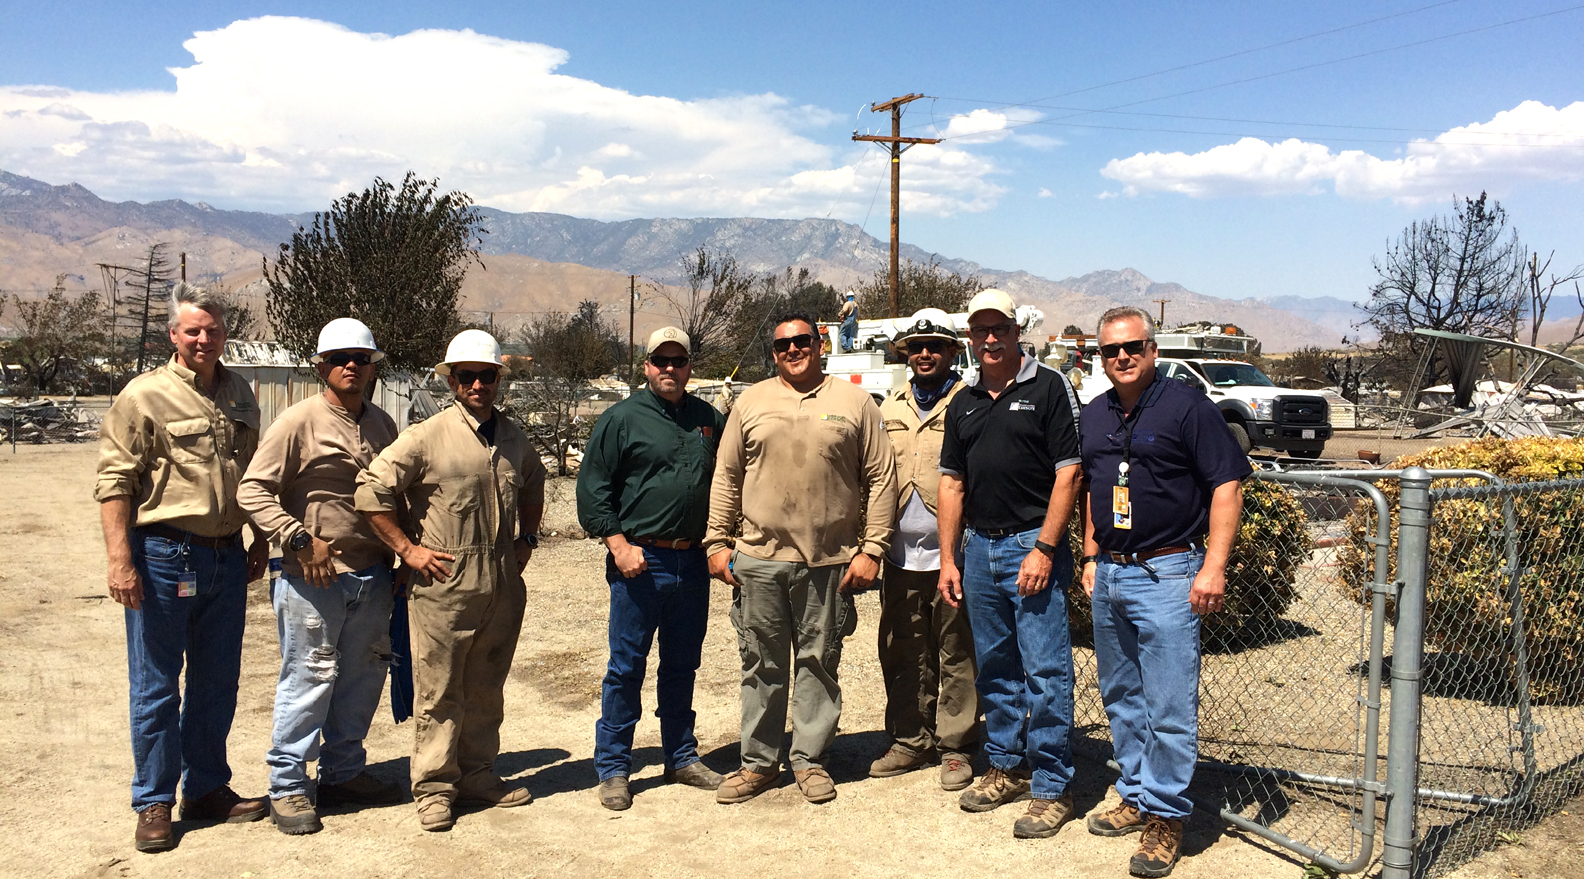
1068, 478, 1311, 646
1338, 437, 1584, 704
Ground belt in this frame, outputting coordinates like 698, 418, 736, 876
1103, 543, 1199, 565
138, 522, 243, 550
969, 522, 1043, 539
631, 536, 696, 550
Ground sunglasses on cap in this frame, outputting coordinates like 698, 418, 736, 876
1099, 339, 1151, 359
648, 353, 691, 369
906, 339, 951, 355
771, 333, 815, 353
324, 352, 373, 368
453, 367, 500, 386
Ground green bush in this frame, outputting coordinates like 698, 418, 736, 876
1338, 437, 1584, 704
1068, 478, 1311, 646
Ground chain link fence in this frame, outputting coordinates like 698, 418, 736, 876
1063, 468, 1584, 877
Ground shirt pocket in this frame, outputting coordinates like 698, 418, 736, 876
438, 475, 481, 516
165, 416, 216, 464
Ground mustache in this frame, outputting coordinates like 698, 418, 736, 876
980, 342, 1007, 352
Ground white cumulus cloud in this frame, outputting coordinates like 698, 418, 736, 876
0, 17, 1007, 219
1100, 100, 1584, 203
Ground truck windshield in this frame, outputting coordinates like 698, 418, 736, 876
1199, 362, 1275, 387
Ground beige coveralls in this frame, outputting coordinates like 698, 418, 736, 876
354, 402, 546, 802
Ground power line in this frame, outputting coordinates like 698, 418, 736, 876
938, 118, 1584, 150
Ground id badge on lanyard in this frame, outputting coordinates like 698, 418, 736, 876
1113, 461, 1132, 530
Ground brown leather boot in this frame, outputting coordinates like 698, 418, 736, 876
179, 785, 267, 823
715, 767, 779, 804
134, 803, 175, 853
1130, 815, 1184, 877
1088, 799, 1146, 837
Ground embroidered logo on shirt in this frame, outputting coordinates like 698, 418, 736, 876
820, 413, 848, 423
1009, 401, 1036, 412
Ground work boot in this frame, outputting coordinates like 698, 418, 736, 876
1013, 793, 1075, 839
416, 796, 453, 832
179, 785, 268, 823
868, 745, 928, 778
665, 762, 724, 790
1088, 799, 1146, 837
793, 767, 837, 804
317, 772, 405, 808
1130, 815, 1185, 878
598, 776, 632, 811
716, 767, 779, 804
456, 777, 531, 808
939, 752, 974, 791
958, 766, 1030, 813
270, 794, 322, 835
134, 803, 175, 853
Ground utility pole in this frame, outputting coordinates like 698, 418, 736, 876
180, 252, 186, 282
628, 275, 637, 390
853, 93, 940, 318
1151, 298, 1170, 328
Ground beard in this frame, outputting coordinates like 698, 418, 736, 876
912, 365, 950, 389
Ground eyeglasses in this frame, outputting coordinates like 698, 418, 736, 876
453, 367, 500, 386
1099, 339, 1151, 360
906, 339, 950, 355
324, 352, 373, 368
648, 353, 691, 369
771, 333, 815, 353
967, 322, 1016, 340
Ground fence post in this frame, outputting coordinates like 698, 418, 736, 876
1381, 466, 1433, 879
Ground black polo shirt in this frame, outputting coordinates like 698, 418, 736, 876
1079, 371, 1251, 554
940, 356, 1082, 532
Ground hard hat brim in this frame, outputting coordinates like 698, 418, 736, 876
436, 361, 510, 377
310, 348, 386, 365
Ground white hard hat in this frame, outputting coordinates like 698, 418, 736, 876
311, 317, 385, 364
966, 288, 1017, 322
436, 329, 508, 376
894, 307, 959, 344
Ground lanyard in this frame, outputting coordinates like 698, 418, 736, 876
1114, 378, 1163, 488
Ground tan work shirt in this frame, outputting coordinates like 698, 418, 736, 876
94, 356, 260, 538
879, 379, 966, 517
705, 375, 897, 566
239, 394, 399, 577
355, 402, 546, 591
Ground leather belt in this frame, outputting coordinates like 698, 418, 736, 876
970, 523, 1043, 539
631, 536, 696, 550
1104, 543, 1197, 565
138, 522, 243, 550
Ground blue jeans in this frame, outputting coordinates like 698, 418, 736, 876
1092, 549, 1204, 819
125, 531, 248, 810
594, 546, 710, 781
266, 565, 395, 797
961, 527, 1075, 800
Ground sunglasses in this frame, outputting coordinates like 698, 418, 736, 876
1099, 339, 1151, 359
648, 353, 691, 369
771, 333, 815, 353
967, 322, 1016, 340
453, 367, 500, 386
324, 352, 373, 368
906, 339, 950, 355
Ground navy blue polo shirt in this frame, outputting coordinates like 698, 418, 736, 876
1079, 371, 1251, 553
940, 356, 1083, 532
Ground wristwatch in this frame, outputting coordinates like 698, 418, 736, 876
518, 532, 539, 548
288, 531, 312, 553
1079, 554, 1099, 566
1033, 539, 1058, 559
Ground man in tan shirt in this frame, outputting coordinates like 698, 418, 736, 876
705, 310, 897, 805
238, 318, 404, 836
355, 329, 546, 832
95, 283, 270, 853
870, 309, 979, 791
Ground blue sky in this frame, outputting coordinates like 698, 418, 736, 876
2, 0, 1582, 307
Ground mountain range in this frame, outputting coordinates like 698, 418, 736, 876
0, 169, 1353, 351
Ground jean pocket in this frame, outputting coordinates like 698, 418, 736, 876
141, 535, 183, 562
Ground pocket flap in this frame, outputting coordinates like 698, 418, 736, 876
166, 416, 211, 438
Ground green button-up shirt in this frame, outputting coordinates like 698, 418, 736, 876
576, 386, 726, 541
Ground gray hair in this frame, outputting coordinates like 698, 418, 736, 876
1096, 306, 1155, 341
167, 282, 228, 331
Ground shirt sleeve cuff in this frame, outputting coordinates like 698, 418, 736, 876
1052, 456, 1082, 472
353, 482, 398, 513
937, 466, 962, 476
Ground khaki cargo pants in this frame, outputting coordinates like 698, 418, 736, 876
878, 561, 979, 755
729, 553, 856, 772
408, 550, 526, 802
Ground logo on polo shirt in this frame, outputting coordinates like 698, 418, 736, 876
1009, 401, 1036, 412
820, 413, 849, 424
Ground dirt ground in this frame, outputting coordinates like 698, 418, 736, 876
0, 443, 1576, 879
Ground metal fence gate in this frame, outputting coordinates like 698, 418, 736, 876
1068, 467, 1584, 878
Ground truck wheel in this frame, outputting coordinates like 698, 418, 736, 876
1227, 421, 1252, 454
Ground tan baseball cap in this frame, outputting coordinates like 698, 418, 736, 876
966, 288, 1016, 322
647, 326, 690, 351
